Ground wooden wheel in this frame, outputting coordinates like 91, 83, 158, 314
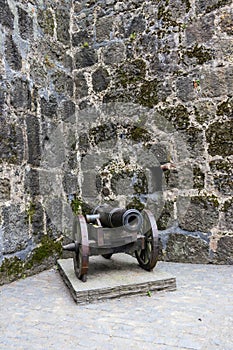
135, 209, 159, 271
72, 215, 89, 282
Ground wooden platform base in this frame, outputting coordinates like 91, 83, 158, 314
57, 254, 176, 304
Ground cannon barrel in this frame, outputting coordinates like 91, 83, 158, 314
92, 205, 143, 232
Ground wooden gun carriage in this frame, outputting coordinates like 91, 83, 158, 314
63, 204, 159, 282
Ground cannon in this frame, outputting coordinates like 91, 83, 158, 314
63, 204, 159, 282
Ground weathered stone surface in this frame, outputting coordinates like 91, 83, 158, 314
38, 9, 54, 36
72, 30, 90, 47
25, 169, 40, 197
196, 0, 232, 14
31, 201, 44, 238
26, 115, 41, 166
102, 42, 126, 66
0, 0, 14, 29
210, 160, 232, 196
5, 34, 22, 71
0, 178, 10, 201
165, 233, 210, 263
206, 120, 233, 157
74, 71, 89, 99
56, 9, 70, 44
92, 67, 110, 92
52, 72, 73, 97
18, 7, 33, 40
193, 166, 205, 190
0, 119, 24, 164
186, 15, 215, 45
40, 96, 58, 118
95, 16, 113, 42
220, 11, 233, 35
10, 78, 31, 110
211, 235, 233, 264
2, 205, 29, 254
178, 196, 219, 232
75, 47, 98, 69
157, 201, 175, 230
223, 199, 233, 231
1, 0, 233, 278
59, 100, 76, 121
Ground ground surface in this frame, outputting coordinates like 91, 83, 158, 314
0, 261, 232, 350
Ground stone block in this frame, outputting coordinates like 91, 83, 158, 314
1, 205, 29, 254
72, 30, 89, 47
222, 199, 233, 231
186, 14, 214, 45
10, 78, 31, 110
31, 201, 44, 238
210, 160, 232, 196
75, 47, 98, 69
24, 169, 40, 197
37, 9, 54, 36
196, 0, 231, 14
92, 68, 110, 93
0, 0, 14, 29
5, 34, 22, 71
59, 100, 76, 122
74, 72, 89, 99
52, 72, 73, 97
102, 42, 126, 66
176, 76, 195, 102
57, 255, 176, 304
40, 95, 58, 118
0, 119, 24, 164
62, 172, 78, 195
56, 9, 70, 44
18, 7, 33, 40
211, 235, 233, 264
26, 115, 41, 166
127, 14, 146, 36
0, 178, 10, 201
206, 120, 233, 157
177, 196, 219, 232
157, 200, 175, 230
95, 16, 113, 42
165, 233, 210, 263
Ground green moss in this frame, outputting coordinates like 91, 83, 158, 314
222, 198, 233, 212
71, 196, 82, 215
0, 257, 24, 280
26, 202, 36, 223
206, 120, 233, 157
158, 5, 177, 26
89, 123, 117, 145
116, 59, 146, 87
216, 98, 233, 117
129, 126, 151, 143
163, 104, 190, 130
192, 195, 219, 209
186, 44, 212, 64
126, 197, 145, 212
38, 9, 54, 36
137, 79, 158, 108
0, 236, 62, 285
25, 236, 62, 269
206, 0, 230, 13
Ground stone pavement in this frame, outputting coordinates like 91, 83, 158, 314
0, 261, 232, 350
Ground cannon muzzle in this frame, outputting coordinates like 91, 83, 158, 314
92, 205, 143, 232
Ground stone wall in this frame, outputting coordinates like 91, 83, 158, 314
0, 0, 232, 283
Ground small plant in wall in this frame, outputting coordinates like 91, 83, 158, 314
82, 41, 89, 48
130, 32, 137, 41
